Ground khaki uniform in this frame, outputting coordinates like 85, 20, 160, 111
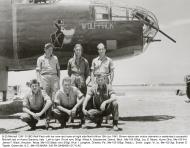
20, 89, 51, 128
53, 87, 84, 125
36, 54, 60, 100
91, 56, 114, 84
85, 84, 119, 125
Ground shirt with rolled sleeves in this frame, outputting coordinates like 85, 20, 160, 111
36, 54, 60, 75
87, 84, 116, 109
91, 56, 114, 76
54, 86, 83, 109
23, 89, 51, 111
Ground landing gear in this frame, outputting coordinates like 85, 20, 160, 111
0, 66, 8, 102
2, 91, 7, 102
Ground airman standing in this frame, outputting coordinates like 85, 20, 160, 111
36, 43, 60, 101
67, 44, 90, 95
91, 43, 114, 85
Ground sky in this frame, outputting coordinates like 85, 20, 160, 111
8, 0, 190, 86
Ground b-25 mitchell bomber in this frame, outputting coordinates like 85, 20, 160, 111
0, 0, 176, 101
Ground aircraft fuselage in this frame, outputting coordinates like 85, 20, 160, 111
0, 0, 143, 71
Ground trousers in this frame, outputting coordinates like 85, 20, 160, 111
86, 101, 119, 125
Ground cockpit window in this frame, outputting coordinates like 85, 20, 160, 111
91, 5, 128, 21
94, 6, 109, 21
111, 7, 128, 21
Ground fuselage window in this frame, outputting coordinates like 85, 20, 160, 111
94, 6, 109, 21
111, 7, 128, 21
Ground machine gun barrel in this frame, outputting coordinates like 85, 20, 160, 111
147, 21, 176, 43
135, 13, 176, 43
157, 28, 176, 43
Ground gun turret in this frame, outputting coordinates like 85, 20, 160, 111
134, 12, 176, 43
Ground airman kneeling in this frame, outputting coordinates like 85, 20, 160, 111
52, 77, 85, 128
82, 74, 119, 131
20, 79, 52, 130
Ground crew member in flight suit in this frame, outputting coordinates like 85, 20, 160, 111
67, 44, 90, 95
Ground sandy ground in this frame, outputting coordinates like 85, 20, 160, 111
0, 88, 190, 135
